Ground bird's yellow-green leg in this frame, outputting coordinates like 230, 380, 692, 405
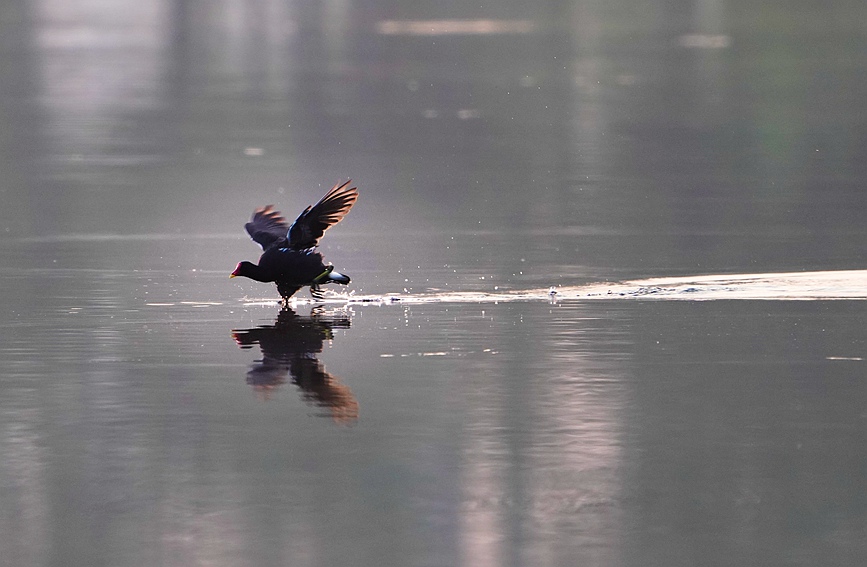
312, 265, 334, 284
310, 266, 334, 300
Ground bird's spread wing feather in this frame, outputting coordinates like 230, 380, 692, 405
288, 181, 358, 250
245, 205, 290, 250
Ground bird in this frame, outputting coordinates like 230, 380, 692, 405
231, 180, 358, 302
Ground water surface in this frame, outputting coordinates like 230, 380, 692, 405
2, 1, 867, 566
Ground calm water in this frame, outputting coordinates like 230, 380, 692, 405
2, 1, 867, 566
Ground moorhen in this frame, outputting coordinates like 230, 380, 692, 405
231, 180, 358, 301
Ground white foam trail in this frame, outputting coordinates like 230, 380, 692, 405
311, 270, 867, 304
597, 270, 867, 301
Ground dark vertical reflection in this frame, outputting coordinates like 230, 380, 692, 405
0, 1, 45, 236
601, 0, 867, 274
6, 0, 173, 237
0, 5, 50, 566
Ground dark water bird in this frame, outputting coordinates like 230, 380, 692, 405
231, 181, 358, 302
232, 307, 358, 422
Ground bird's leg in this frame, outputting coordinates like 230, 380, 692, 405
312, 265, 334, 284
310, 284, 325, 301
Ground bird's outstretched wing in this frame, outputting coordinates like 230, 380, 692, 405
245, 205, 290, 250
288, 181, 358, 250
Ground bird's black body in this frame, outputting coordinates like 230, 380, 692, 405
231, 181, 358, 301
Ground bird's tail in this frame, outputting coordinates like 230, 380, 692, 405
312, 265, 351, 286
328, 270, 351, 285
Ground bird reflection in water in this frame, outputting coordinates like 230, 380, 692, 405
232, 307, 358, 423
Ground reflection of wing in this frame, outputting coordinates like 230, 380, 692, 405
288, 181, 358, 250
244, 355, 289, 391
232, 307, 357, 422
291, 356, 359, 423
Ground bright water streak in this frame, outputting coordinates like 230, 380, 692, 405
232, 270, 867, 307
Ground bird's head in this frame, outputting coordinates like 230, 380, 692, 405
230, 261, 253, 279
